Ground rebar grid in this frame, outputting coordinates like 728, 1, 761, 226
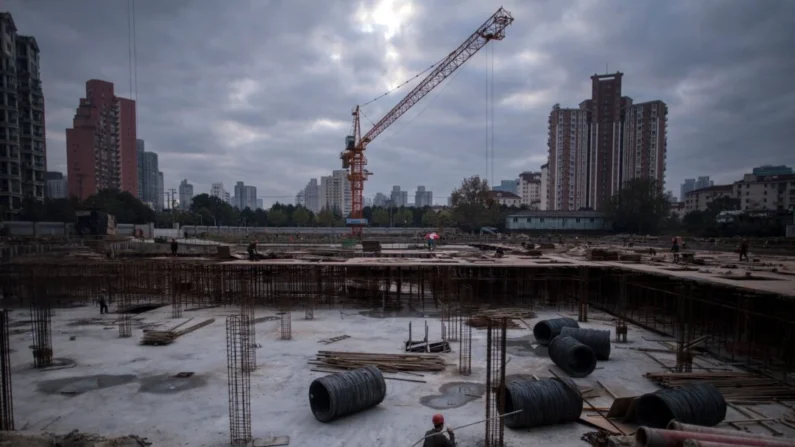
485, 318, 507, 447
29, 280, 53, 368
226, 315, 252, 446
280, 311, 292, 340
115, 274, 132, 338
459, 308, 472, 375
0, 310, 13, 431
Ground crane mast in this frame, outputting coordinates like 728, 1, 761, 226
341, 7, 514, 237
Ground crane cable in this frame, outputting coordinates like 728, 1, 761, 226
360, 54, 448, 108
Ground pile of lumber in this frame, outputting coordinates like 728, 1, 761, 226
140, 318, 215, 346
309, 351, 446, 373
644, 371, 795, 401
466, 308, 536, 329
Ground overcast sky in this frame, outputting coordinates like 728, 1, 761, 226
6, 0, 794, 205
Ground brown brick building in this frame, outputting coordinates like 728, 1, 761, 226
66, 79, 137, 200
547, 72, 667, 211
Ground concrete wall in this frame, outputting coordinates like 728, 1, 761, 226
505, 215, 610, 231
181, 225, 446, 236
1, 221, 153, 238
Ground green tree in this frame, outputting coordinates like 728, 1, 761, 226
292, 207, 311, 226
372, 208, 390, 227
82, 189, 156, 224
190, 193, 238, 226
421, 209, 438, 227
267, 209, 288, 226
604, 178, 670, 234
450, 176, 500, 233
316, 208, 337, 227
394, 208, 413, 227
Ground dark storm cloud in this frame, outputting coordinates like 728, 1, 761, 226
6, 0, 794, 204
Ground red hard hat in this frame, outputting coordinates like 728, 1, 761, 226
432, 414, 444, 425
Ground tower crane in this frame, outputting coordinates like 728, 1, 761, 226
341, 7, 514, 237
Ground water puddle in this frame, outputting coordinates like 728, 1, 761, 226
506, 334, 545, 357
419, 382, 485, 410
138, 374, 206, 394
37, 374, 136, 395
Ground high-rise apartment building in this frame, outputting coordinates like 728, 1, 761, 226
415, 186, 433, 207
0, 13, 47, 213
233, 181, 257, 210
518, 171, 542, 208
66, 79, 136, 200
136, 139, 161, 209
546, 72, 668, 211
303, 178, 320, 213
540, 163, 549, 210
373, 192, 388, 207
45, 171, 67, 199
695, 176, 713, 190
157, 171, 164, 210
390, 185, 408, 207
680, 178, 696, 202
178, 179, 193, 210
210, 182, 229, 203
320, 170, 351, 215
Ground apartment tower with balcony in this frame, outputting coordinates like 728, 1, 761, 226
1, 13, 46, 214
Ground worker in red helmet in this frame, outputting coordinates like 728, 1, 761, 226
423, 413, 455, 447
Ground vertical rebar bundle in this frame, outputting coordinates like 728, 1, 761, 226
171, 271, 183, 319
0, 310, 13, 431
485, 318, 507, 447
280, 311, 292, 340
240, 276, 256, 371
442, 303, 460, 342
116, 283, 132, 338
459, 308, 472, 376
29, 281, 53, 368
226, 315, 252, 447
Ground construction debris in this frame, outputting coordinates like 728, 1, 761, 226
309, 351, 446, 373
318, 335, 350, 345
140, 318, 215, 346
467, 308, 536, 329
644, 371, 795, 401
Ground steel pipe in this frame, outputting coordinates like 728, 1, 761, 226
636, 427, 795, 447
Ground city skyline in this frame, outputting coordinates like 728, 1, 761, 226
3, 1, 794, 209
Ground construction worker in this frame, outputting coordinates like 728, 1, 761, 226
739, 239, 749, 262
247, 239, 259, 261
98, 290, 109, 315
423, 414, 455, 447
170, 238, 178, 257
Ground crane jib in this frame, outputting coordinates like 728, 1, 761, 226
342, 7, 514, 237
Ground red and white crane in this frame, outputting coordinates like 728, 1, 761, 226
340, 7, 514, 237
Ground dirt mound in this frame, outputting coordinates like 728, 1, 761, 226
0, 430, 151, 447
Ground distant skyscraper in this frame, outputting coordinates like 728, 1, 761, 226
178, 179, 193, 210
0, 13, 47, 213
414, 186, 433, 207
157, 172, 164, 210
390, 186, 408, 207
233, 181, 257, 210
680, 178, 696, 200
66, 79, 136, 201
319, 170, 351, 215
256, 198, 263, 210
210, 183, 228, 203
373, 192, 388, 207
303, 178, 320, 213
540, 163, 549, 210
493, 180, 518, 194
136, 140, 161, 209
695, 176, 713, 190
546, 72, 667, 211
45, 172, 67, 199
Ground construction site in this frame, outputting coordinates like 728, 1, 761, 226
0, 236, 794, 447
